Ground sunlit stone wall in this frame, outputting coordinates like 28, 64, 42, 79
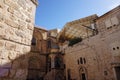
0, 0, 37, 79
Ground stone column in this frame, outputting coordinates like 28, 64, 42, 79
0, 0, 38, 79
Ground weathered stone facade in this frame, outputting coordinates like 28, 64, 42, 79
0, 0, 37, 80
0, 0, 120, 80
27, 27, 48, 80
26, 27, 65, 80
44, 34, 65, 80
62, 6, 120, 80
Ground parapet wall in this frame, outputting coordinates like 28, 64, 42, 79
0, 0, 37, 79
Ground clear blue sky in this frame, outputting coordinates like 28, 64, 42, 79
35, 0, 120, 30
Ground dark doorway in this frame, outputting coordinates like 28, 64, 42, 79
115, 66, 120, 80
81, 73, 86, 80
67, 69, 71, 80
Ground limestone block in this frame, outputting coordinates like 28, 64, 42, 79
22, 46, 31, 53
9, 36, 21, 43
5, 27, 15, 37
11, 3, 20, 11
24, 28, 33, 36
0, 50, 9, 59
29, 29, 33, 35
27, 39, 32, 45
21, 38, 31, 45
0, 29, 9, 39
5, 19, 19, 28
0, 22, 4, 28
27, 23, 34, 30
4, 0, 19, 10
21, 38, 26, 45
26, 18, 31, 23
8, 51, 17, 60
5, 41, 16, 50
17, 0, 26, 9
15, 30, 25, 38
18, 20, 27, 27
18, 25, 27, 31
0, 40, 5, 50
0, 0, 4, 9
27, 7, 33, 13
0, 13, 4, 22
12, 0, 18, 2
4, 0, 11, 6
22, 9, 31, 19
14, 11, 23, 20
9, 14, 18, 23
15, 44, 23, 52
7, 7, 14, 14
0, 23, 6, 38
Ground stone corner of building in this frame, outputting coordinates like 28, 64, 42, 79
31, 0, 38, 6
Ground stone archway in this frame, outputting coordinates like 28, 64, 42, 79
114, 66, 120, 80
31, 28, 44, 52
27, 56, 42, 80
79, 67, 88, 80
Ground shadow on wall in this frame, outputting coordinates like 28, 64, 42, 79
0, 52, 43, 80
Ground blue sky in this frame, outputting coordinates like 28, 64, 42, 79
35, 0, 120, 30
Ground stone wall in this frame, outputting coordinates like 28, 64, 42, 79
0, 0, 37, 79
31, 27, 48, 53
64, 6, 120, 80
28, 27, 48, 80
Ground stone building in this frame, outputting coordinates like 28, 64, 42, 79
27, 27, 48, 80
44, 29, 65, 80
0, 0, 38, 80
26, 27, 65, 80
0, 0, 120, 80
58, 5, 120, 80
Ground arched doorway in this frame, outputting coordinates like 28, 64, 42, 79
27, 56, 42, 80
79, 67, 87, 80
54, 56, 63, 69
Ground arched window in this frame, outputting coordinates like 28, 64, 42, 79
55, 56, 63, 68
47, 40, 51, 48
31, 37, 36, 46
79, 67, 87, 80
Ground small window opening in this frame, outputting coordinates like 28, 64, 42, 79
77, 59, 79, 65
113, 24, 116, 27
83, 58, 86, 64
80, 57, 83, 64
104, 71, 108, 76
117, 47, 119, 50
113, 47, 116, 50
31, 37, 36, 45
47, 40, 51, 48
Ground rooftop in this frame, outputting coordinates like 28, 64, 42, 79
57, 14, 98, 42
